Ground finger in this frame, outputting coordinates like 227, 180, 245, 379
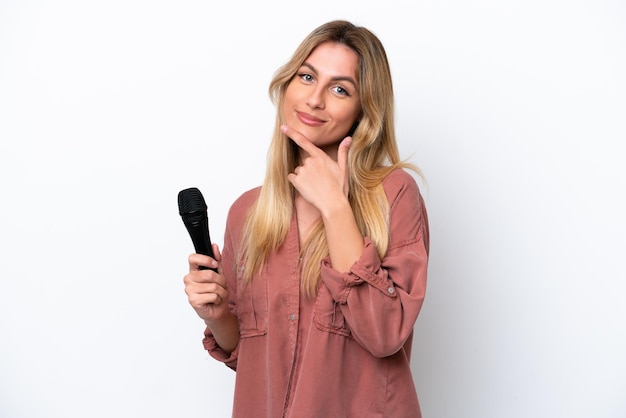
338, 136, 353, 196
280, 124, 322, 157
338, 136, 352, 194
185, 277, 228, 303
188, 253, 218, 272
337, 136, 352, 173
212, 244, 222, 262
203, 282, 228, 306
193, 281, 227, 299
188, 289, 224, 308
184, 270, 228, 293
211, 244, 227, 285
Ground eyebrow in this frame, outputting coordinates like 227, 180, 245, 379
301, 62, 358, 88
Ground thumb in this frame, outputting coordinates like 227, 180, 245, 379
337, 136, 352, 168
338, 136, 352, 194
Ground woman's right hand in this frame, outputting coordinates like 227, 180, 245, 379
183, 244, 231, 323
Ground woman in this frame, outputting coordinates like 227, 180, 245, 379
184, 20, 429, 418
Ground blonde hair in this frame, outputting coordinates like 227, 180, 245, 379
238, 20, 421, 297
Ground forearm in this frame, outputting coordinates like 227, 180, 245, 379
321, 238, 428, 357
321, 197, 364, 272
204, 312, 240, 355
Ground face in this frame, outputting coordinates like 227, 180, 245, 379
283, 42, 361, 156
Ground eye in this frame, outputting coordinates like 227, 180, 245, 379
298, 73, 314, 83
331, 85, 350, 97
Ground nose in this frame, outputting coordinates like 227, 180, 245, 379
306, 86, 325, 110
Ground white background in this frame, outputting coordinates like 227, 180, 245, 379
1, 1, 625, 417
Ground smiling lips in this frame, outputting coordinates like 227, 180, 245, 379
297, 111, 325, 126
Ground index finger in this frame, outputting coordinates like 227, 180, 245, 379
280, 124, 323, 157
188, 253, 218, 272
186, 257, 227, 287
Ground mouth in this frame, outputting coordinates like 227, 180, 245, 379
296, 111, 325, 127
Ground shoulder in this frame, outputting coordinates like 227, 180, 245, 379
231, 186, 261, 209
227, 186, 261, 221
383, 168, 429, 251
223, 186, 261, 241
382, 168, 422, 206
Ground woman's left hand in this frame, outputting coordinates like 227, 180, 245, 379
283, 124, 352, 213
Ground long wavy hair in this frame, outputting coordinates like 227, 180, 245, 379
238, 20, 421, 297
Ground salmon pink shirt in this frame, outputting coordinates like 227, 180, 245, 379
203, 169, 429, 418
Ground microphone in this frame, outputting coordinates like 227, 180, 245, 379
178, 187, 217, 271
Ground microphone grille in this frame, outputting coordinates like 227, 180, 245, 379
178, 187, 207, 215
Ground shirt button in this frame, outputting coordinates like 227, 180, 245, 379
387, 287, 395, 294
289, 314, 297, 321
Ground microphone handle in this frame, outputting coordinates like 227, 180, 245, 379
184, 213, 217, 272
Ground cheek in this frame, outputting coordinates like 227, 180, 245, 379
284, 81, 305, 103
282, 86, 302, 115
339, 97, 361, 120
335, 107, 360, 128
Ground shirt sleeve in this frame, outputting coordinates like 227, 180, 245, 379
320, 170, 429, 358
202, 326, 238, 370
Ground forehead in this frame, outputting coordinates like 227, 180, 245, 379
303, 42, 359, 80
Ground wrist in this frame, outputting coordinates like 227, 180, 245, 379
320, 194, 351, 220
204, 307, 233, 327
